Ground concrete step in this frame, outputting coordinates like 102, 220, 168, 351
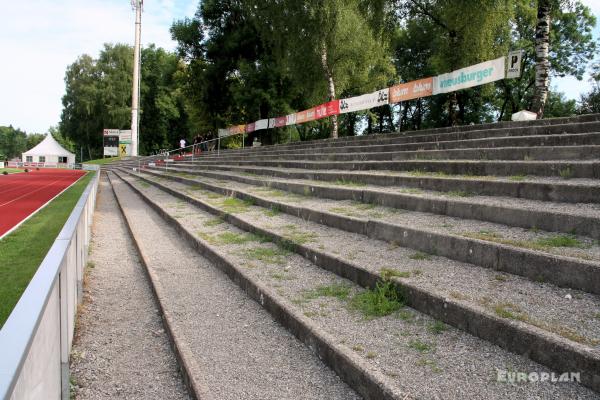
214, 120, 600, 156
172, 159, 600, 179
151, 165, 600, 239
161, 163, 600, 204
190, 145, 600, 162
196, 132, 600, 159
133, 167, 600, 296
113, 167, 600, 397
106, 171, 361, 400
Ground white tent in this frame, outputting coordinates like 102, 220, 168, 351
511, 110, 537, 121
22, 134, 75, 165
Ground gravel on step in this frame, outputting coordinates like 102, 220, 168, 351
69, 175, 191, 400
132, 170, 600, 349
118, 170, 600, 400
161, 170, 600, 263
109, 173, 359, 400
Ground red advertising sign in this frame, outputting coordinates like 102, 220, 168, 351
389, 77, 434, 103
296, 110, 308, 124
274, 116, 287, 127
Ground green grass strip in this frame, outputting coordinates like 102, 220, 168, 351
0, 172, 95, 327
0, 168, 24, 174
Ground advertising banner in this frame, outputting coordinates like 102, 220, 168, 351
255, 119, 269, 131
229, 125, 245, 135
305, 107, 316, 122
286, 113, 297, 126
315, 100, 340, 119
339, 89, 389, 114
218, 128, 229, 138
389, 77, 434, 103
274, 116, 287, 127
245, 122, 256, 133
433, 57, 505, 94
296, 110, 308, 124
118, 129, 132, 143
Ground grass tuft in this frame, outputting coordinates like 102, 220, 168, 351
220, 197, 253, 213
301, 284, 352, 302
349, 280, 404, 318
242, 246, 289, 264
380, 268, 411, 279
334, 179, 367, 187
408, 339, 433, 353
427, 321, 448, 334
535, 234, 585, 248
409, 251, 431, 261
203, 218, 224, 227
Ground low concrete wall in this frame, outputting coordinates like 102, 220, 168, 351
0, 167, 99, 400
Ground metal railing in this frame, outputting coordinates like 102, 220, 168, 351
134, 136, 225, 172
0, 166, 100, 400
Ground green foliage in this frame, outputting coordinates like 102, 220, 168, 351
349, 280, 404, 318
60, 44, 191, 159
301, 284, 352, 301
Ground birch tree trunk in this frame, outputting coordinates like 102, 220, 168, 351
321, 41, 338, 139
532, 0, 551, 118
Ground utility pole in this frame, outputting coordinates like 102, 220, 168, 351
131, 0, 142, 157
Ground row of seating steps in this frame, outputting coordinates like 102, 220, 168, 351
109, 114, 600, 399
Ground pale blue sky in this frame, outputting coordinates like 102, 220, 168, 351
0, 0, 598, 133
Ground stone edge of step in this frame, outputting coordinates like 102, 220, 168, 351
110, 170, 402, 400
115, 167, 600, 395
157, 165, 600, 239
136, 168, 600, 296
107, 171, 212, 400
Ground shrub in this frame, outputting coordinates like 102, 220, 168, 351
24, 168, 29, 173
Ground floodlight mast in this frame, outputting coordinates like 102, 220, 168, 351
131, 0, 142, 157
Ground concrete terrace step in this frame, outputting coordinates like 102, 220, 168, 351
191, 145, 600, 162
113, 167, 600, 396
106, 171, 361, 400
131, 167, 600, 296
175, 159, 600, 179
147, 165, 600, 239
163, 163, 600, 204
196, 132, 600, 159
215, 120, 600, 155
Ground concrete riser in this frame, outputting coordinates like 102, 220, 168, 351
118, 168, 600, 394
180, 159, 600, 178
217, 120, 600, 155
190, 145, 600, 163
110, 171, 399, 400
170, 164, 600, 204
139, 168, 600, 296
155, 166, 600, 239
197, 132, 600, 160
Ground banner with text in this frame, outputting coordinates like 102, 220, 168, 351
389, 77, 434, 103
433, 57, 505, 95
339, 89, 389, 114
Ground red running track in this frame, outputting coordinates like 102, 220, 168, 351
0, 169, 85, 237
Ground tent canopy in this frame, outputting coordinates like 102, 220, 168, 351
23, 135, 74, 157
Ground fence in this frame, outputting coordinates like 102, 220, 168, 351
0, 166, 100, 400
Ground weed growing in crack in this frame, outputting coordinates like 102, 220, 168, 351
349, 280, 404, 318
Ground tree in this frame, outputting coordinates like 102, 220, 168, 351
0, 126, 27, 160
60, 44, 191, 159
532, 0, 551, 117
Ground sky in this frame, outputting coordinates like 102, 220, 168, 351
0, 0, 598, 134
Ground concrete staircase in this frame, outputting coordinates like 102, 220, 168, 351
109, 114, 600, 399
